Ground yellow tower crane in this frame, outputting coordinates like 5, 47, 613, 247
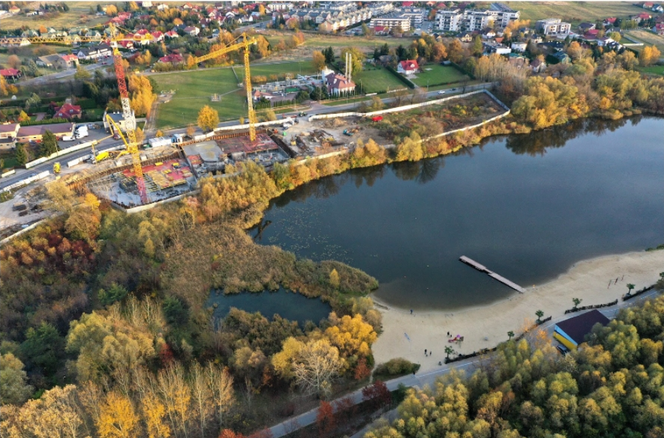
193, 33, 258, 141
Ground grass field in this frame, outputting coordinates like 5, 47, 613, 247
507, 2, 645, 25
1, 2, 108, 29
637, 64, 664, 75
237, 61, 318, 79
152, 68, 247, 129
411, 65, 469, 87
625, 30, 664, 54
352, 66, 406, 93
302, 34, 405, 50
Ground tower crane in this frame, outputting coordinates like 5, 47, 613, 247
107, 24, 148, 204
193, 33, 258, 141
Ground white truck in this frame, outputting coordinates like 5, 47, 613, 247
62, 125, 89, 142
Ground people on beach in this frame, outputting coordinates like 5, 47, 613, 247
424, 349, 427, 355
410, 309, 413, 315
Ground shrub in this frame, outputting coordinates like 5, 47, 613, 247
373, 357, 420, 377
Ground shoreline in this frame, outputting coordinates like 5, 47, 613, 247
371, 249, 664, 373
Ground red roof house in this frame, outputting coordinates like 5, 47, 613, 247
397, 60, 420, 75
159, 54, 184, 64
0, 68, 22, 80
54, 103, 82, 119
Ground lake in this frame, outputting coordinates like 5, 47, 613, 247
253, 117, 664, 311
207, 288, 332, 326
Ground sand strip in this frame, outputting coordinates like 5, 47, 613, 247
372, 250, 664, 373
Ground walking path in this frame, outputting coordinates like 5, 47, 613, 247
267, 288, 661, 438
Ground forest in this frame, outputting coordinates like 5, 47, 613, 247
364, 291, 664, 438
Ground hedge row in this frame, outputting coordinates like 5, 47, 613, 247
564, 299, 618, 315
623, 285, 654, 302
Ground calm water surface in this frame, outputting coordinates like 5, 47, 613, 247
253, 117, 664, 310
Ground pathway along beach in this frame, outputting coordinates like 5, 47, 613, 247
372, 250, 664, 373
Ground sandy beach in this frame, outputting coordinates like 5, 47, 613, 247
372, 250, 664, 373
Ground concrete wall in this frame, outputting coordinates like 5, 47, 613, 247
24, 139, 99, 169
0, 170, 50, 193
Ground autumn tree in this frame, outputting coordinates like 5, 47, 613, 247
639, 45, 661, 67
106, 4, 118, 16
329, 268, 340, 289
197, 105, 220, 132
128, 74, 156, 116
207, 364, 235, 429
0, 353, 33, 405
316, 401, 336, 436
325, 313, 377, 358
97, 391, 140, 438
312, 50, 326, 71
446, 39, 464, 64
74, 65, 92, 80
340, 47, 366, 74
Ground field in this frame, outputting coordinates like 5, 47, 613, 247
637, 64, 664, 75
411, 64, 469, 88
0, 2, 108, 29
352, 66, 406, 94
507, 2, 645, 24
152, 62, 315, 128
152, 68, 247, 129
625, 30, 664, 54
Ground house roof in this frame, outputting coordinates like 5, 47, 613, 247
60, 54, 78, 62
399, 60, 419, 71
54, 103, 82, 118
325, 73, 355, 90
0, 123, 20, 133
18, 122, 74, 137
0, 68, 21, 77
555, 310, 610, 345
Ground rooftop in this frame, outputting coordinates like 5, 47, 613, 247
556, 310, 610, 345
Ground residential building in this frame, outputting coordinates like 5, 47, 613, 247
0, 68, 22, 81
103, 111, 135, 133
8, 5, 21, 14
436, 3, 520, 32
655, 23, 664, 35
483, 41, 512, 55
578, 22, 596, 33
399, 7, 426, 26
435, 9, 463, 32
397, 59, 419, 75
535, 18, 571, 36
16, 123, 75, 143
0, 123, 20, 141
60, 54, 79, 68
324, 72, 355, 96
159, 54, 184, 64
554, 310, 609, 350
76, 44, 112, 61
530, 57, 546, 73
37, 54, 68, 69
369, 12, 411, 32
54, 103, 82, 120
511, 42, 527, 52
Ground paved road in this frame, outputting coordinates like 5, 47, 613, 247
0, 83, 494, 192
268, 288, 661, 438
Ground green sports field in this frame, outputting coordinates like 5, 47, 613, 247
152, 62, 317, 128
410, 65, 469, 88
352, 66, 407, 94
507, 2, 645, 25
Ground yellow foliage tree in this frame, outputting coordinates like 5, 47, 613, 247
197, 105, 220, 132
325, 313, 377, 358
141, 393, 171, 438
97, 391, 139, 438
329, 268, 340, 289
639, 45, 661, 67
312, 51, 326, 71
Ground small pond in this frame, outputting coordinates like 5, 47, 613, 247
207, 287, 332, 326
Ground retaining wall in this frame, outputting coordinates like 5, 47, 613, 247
24, 139, 102, 169
0, 170, 50, 194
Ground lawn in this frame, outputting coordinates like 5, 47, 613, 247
152, 68, 248, 129
1, 2, 108, 29
237, 61, 318, 79
625, 30, 664, 54
507, 2, 645, 25
302, 34, 406, 50
637, 64, 664, 76
352, 66, 407, 93
410, 64, 469, 88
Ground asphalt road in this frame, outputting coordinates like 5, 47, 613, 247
0, 82, 494, 191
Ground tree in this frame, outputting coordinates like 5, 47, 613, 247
329, 268, 340, 289
18, 110, 30, 122
21, 322, 65, 376
207, 364, 234, 429
639, 45, 661, 67
341, 47, 366, 74
608, 31, 621, 43
197, 105, 220, 132
535, 310, 544, 323
627, 283, 635, 295
507, 330, 515, 340
105, 4, 118, 16
41, 130, 59, 157
354, 357, 371, 380
316, 401, 336, 436
362, 380, 391, 410
432, 42, 447, 62
0, 353, 33, 405
325, 313, 377, 358
15, 143, 29, 165
445, 345, 455, 359
97, 391, 140, 438
292, 338, 343, 397
323, 47, 335, 64
0, 75, 8, 96
472, 35, 483, 56
74, 65, 92, 81
312, 50, 326, 71
186, 124, 196, 138
447, 39, 464, 64
573, 298, 582, 309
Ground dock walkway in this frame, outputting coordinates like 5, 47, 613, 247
459, 256, 525, 293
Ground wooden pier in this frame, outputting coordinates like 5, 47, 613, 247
459, 256, 525, 293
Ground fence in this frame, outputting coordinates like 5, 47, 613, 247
0, 170, 50, 193
564, 299, 619, 315
24, 139, 105, 169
